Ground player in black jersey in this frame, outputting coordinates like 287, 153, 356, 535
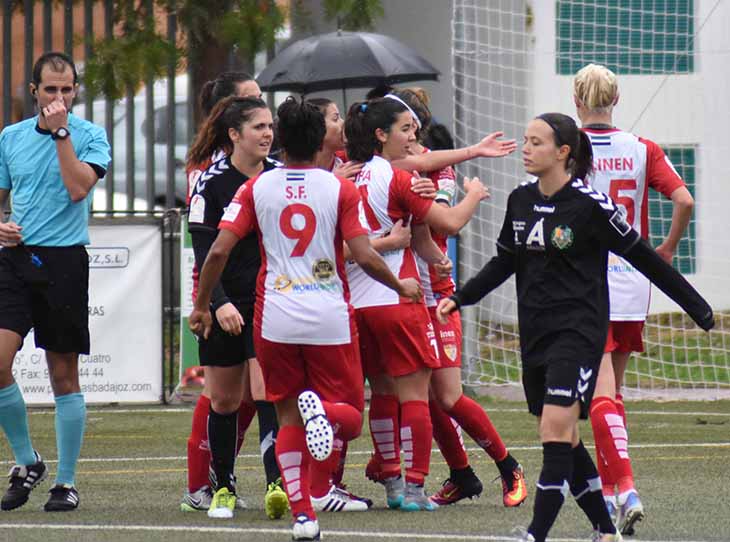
187, 96, 276, 519
437, 113, 714, 542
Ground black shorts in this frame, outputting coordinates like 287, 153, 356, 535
522, 358, 599, 420
0, 245, 90, 354
198, 303, 255, 366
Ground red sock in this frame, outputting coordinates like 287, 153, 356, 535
276, 425, 314, 519
400, 400, 432, 485
590, 396, 634, 494
369, 394, 401, 476
447, 394, 507, 462
596, 449, 615, 497
310, 437, 343, 498
322, 401, 362, 441
331, 440, 348, 486
187, 394, 211, 492
236, 400, 257, 455
429, 400, 469, 470
615, 393, 627, 430
310, 402, 360, 498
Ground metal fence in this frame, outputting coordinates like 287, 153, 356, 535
1, 0, 184, 211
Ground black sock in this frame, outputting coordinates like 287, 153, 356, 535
527, 442, 573, 542
571, 440, 616, 534
207, 407, 238, 492
255, 400, 281, 485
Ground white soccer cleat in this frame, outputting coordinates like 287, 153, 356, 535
297, 390, 333, 461
311, 485, 369, 512
292, 513, 320, 541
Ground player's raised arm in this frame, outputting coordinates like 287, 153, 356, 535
422, 176, 490, 236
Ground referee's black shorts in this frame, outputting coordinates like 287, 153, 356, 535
522, 357, 600, 420
198, 302, 255, 367
0, 245, 90, 354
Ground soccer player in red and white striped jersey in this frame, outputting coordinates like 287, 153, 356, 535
574, 63, 695, 536
383, 88, 526, 508
190, 97, 422, 541
344, 96, 489, 511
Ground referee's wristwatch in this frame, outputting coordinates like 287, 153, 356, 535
51, 127, 70, 141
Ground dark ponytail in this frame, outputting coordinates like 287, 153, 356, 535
573, 130, 594, 180
276, 96, 325, 162
199, 72, 256, 117
536, 112, 593, 180
187, 96, 268, 166
345, 98, 408, 162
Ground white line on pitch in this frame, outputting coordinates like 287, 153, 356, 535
4, 441, 727, 465
0, 523, 717, 542
27, 406, 730, 417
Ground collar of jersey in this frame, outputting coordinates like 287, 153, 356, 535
583, 123, 615, 131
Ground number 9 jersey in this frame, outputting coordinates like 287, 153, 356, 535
584, 127, 685, 320
219, 167, 366, 345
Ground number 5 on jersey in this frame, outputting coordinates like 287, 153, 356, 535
280, 203, 316, 257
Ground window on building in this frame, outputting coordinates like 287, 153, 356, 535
556, 0, 694, 75
648, 146, 696, 274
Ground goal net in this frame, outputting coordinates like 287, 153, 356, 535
451, 0, 730, 399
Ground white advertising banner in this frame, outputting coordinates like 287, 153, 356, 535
13, 224, 163, 404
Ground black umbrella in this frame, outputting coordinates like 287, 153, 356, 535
257, 30, 440, 98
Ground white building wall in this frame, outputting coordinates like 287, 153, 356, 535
531, 1, 730, 313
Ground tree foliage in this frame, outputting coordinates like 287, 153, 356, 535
33, 0, 383, 108
322, 0, 384, 31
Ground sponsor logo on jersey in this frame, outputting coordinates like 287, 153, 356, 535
312, 259, 335, 282
550, 225, 574, 250
273, 274, 293, 293
526, 218, 545, 251
533, 204, 555, 214
189, 194, 205, 223
512, 220, 526, 231
221, 202, 241, 223
609, 209, 632, 237
272, 273, 340, 295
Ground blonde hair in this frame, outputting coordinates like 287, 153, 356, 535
573, 63, 618, 113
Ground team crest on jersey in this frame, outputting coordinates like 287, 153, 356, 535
312, 259, 335, 282
443, 344, 457, 361
550, 225, 574, 250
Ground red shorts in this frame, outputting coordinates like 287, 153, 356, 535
604, 321, 645, 354
428, 306, 462, 369
355, 303, 439, 379
254, 327, 365, 412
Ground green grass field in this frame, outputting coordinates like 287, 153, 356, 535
0, 398, 728, 542
470, 312, 730, 389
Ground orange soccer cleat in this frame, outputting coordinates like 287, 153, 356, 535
501, 464, 527, 507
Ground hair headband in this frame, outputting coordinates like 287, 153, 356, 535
536, 114, 565, 146
384, 93, 422, 129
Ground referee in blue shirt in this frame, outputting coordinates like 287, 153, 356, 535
0, 52, 110, 512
